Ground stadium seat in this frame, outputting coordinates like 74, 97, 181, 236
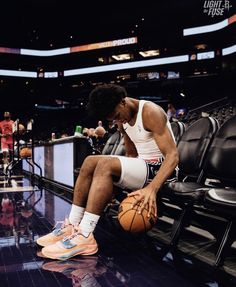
170, 121, 186, 144
204, 187, 236, 267
113, 135, 125, 156
157, 115, 236, 265
157, 116, 220, 257
102, 130, 124, 155
174, 116, 219, 181
200, 115, 236, 266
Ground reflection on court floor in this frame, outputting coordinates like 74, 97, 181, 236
0, 176, 235, 287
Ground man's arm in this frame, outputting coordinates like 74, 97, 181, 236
144, 102, 179, 193
128, 102, 179, 217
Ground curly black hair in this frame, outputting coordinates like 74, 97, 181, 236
88, 84, 127, 120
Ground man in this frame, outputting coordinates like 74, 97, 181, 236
166, 103, 177, 122
0, 111, 14, 166
38, 84, 179, 260
93, 126, 109, 154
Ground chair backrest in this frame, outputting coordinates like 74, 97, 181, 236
202, 115, 236, 185
113, 135, 125, 156
170, 121, 186, 144
102, 131, 122, 155
177, 117, 219, 179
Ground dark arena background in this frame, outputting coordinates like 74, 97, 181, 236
0, 0, 236, 286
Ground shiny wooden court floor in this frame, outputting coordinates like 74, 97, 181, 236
0, 177, 236, 287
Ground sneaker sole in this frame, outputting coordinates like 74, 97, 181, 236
42, 246, 98, 261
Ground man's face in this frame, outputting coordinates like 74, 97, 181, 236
4, 112, 11, 119
107, 99, 129, 124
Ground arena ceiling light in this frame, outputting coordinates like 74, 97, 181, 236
64, 55, 189, 77
194, 44, 207, 50
0, 69, 37, 78
139, 50, 160, 57
222, 44, 236, 55
0, 37, 138, 57
111, 54, 132, 61
0, 45, 234, 78
197, 51, 215, 60
183, 19, 228, 36
183, 14, 236, 36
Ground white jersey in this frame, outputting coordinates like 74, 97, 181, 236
123, 100, 175, 161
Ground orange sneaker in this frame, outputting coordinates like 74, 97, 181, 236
41, 230, 98, 260
36, 218, 73, 247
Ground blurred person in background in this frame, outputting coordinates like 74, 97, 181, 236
97, 120, 103, 127
82, 127, 94, 148
94, 126, 106, 138
93, 126, 109, 154
166, 103, 177, 122
0, 111, 14, 166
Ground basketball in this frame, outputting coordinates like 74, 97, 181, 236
118, 195, 157, 233
20, 147, 32, 158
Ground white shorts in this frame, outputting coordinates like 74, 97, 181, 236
113, 156, 177, 190
113, 156, 148, 190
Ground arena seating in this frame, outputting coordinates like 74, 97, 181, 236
204, 187, 236, 267
114, 136, 125, 156
170, 121, 186, 144
156, 116, 219, 256
173, 117, 219, 181
157, 115, 236, 266
182, 98, 236, 128
102, 130, 125, 156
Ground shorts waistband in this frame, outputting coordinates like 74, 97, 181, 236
144, 158, 164, 163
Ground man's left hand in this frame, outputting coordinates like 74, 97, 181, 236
127, 186, 158, 218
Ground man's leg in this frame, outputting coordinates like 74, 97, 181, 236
2, 148, 9, 174
78, 156, 121, 236
8, 143, 14, 163
85, 156, 121, 214
37, 155, 119, 247
69, 155, 116, 225
3, 151, 9, 165
1, 141, 10, 166
41, 157, 122, 259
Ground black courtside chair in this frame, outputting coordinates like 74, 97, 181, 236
156, 116, 220, 257
201, 115, 236, 266
170, 121, 186, 144
102, 130, 125, 155
157, 115, 236, 265
204, 187, 236, 267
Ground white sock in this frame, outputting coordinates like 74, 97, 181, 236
79, 211, 100, 237
68, 204, 85, 226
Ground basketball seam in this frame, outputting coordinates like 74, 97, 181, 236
118, 200, 140, 232
129, 205, 138, 232
140, 212, 147, 232
118, 208, 135, 220
118, 196, 156, 233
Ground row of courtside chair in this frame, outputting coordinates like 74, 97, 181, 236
101, 117, 236, 267
157, 116, 236, 267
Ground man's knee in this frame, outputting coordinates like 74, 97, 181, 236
94, 157, 120, 177
80, 155, 103, 176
